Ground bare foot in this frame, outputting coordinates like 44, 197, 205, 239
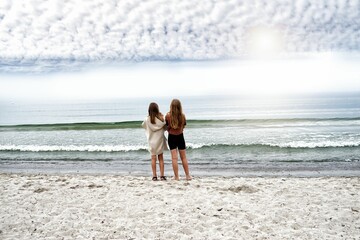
186, 176, 192, 181
172, 177, 180, 181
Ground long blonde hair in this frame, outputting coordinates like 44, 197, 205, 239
169, 99, 185, 129
148, 102, 163, 124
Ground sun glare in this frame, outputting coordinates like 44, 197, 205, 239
246, 26, 284, 58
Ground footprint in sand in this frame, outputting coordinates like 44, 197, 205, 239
228, 185, 258, 193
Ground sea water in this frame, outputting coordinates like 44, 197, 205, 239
1, 94, 360, 176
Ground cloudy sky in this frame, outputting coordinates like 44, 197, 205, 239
0, 0, 359, 100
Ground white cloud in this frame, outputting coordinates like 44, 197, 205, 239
0, 0, 359, 72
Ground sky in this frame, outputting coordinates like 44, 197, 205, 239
0, 0, 359, 101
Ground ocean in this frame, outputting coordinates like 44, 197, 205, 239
1, 94, 360, 177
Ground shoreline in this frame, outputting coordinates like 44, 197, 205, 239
1, 166, 360, 178
2, 171, 360, 178
1, 173, 359, 239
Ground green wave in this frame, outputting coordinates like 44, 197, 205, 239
0, 121, 143, 132
1, 117, 359, 132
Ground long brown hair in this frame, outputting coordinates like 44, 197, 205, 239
169, 99, 185, 129
148, 102, 164, 124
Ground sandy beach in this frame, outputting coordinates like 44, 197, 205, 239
0, 174, 359, 239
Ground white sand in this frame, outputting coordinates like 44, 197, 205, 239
0, 174, 359, 239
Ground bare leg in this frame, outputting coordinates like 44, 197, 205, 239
151, 155, 157, 178
171, 149, 179, 180
179, 149, 192, 180
158, 153, 165, 177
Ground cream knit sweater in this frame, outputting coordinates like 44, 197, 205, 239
142, 116, 168, 155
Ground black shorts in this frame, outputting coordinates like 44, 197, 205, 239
168, 133, 186, 150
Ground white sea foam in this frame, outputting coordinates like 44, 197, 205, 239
271, 141, 360, 148
0, 145, 147, 152
186, 143, 208, 149
0, 140, 359, 153
186, 141, 360, 149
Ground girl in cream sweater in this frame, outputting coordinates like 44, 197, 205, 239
142, 102, 168, 181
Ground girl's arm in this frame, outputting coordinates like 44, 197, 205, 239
141, 117, 149, 129
158, 113, 165, 122
141, 117, 147, 129
147, 119, 166, 132
165, 113, 169, 126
